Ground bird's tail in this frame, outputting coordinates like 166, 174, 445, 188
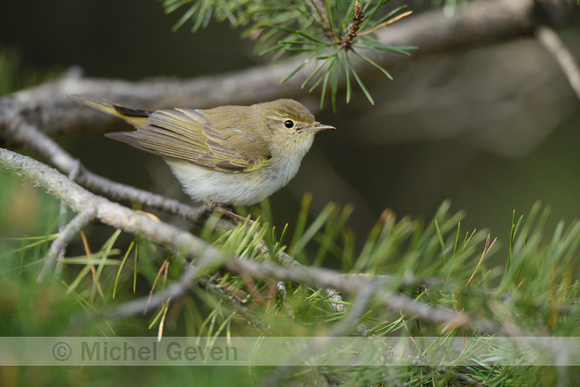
67, 94, 151, 129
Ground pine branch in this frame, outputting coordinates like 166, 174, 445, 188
1, 3, 579, 382
1, 0, 577, 138
0, 148, 513, 336
3, 114, 351, 321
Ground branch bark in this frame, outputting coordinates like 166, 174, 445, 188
37, 208, 95, 283
0, 147, 511, 336
8, 121, 208, 223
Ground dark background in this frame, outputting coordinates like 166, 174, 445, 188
2, 0, 580, 259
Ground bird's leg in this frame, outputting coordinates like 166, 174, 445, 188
206, 202, 253, 225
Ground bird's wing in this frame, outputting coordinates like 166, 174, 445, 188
106, 107, 272, 173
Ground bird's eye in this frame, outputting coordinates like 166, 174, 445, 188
284, 120, 295, 129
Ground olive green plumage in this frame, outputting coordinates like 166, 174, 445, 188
69, 95, 334, 205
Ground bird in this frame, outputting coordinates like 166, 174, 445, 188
69, 95, 334, 207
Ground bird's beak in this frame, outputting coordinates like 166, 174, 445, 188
307, 123, 335, 132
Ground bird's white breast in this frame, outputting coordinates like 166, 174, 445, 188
166, 153, 303, 206
166, 131, 315, 206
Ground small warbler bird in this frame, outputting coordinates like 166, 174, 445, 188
69, 95, 334, 206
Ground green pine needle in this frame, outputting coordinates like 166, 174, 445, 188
2, 184, 579, 384
160, 0, 413, 108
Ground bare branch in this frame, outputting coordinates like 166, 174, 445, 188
0, 148, 512, 335
537, 25, 580, 102
198, 276, 272, 334
37, 208, 95, 283
327, 281, 379, 336
0, 148, 215, 261
108, 264, 199, 319
110, 267, 272, 334
263, 281, 380, 385
8, 121, 208, 224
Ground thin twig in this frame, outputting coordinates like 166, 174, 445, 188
9, 122, 208, 224
327, 281, 378, 336
378, 291, 509, 335
429, 366, 486, 387
109, 264, 272, 334
108, 264, 198, 319
537, 25, 580, 102
262, 281, 379, 386
199, 277, 271, 334
36, 207, 95, 283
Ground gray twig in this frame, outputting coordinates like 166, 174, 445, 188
198, 276, 271, 334
7, 122, 207, 224
108, 263, 271, 334
36, 207, 95, 283
108, 264, 198, 319
262, 281, 380, 386
537, 25, 580, 102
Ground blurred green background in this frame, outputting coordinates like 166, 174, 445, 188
1, 0, 580, 252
